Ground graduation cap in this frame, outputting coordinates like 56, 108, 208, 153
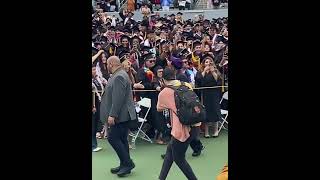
141, 45, 152, 53
194, 35, 203, 41
186, 35, 194, 41
92, 34, 99, 41
182, 31, 191, 37
186, 53, 193, 61
160, 26, 169, 33
92, 46, 99, 54
142, 52, 156, 60
140, 52, 156, 65
215, 35, 227, 43
109, 26, 116, 31
160, 40, 170, 47
118, 49, 130, 63
120, 34, 131, 42
177, 48, 190, 58
159, 17, 166, 22
93, 41, 102, 46
177, 12, 183, 16
169, 14, 175, 17
132, 26, 140, 33
100, 36, 108, 43
185, 21, 194, 27
176, 40, 184, 45
140, 20, 149, 27
130, 35, 142, 44
214, 42, 226, 52
193, 40, 202, 48
201, 54, 214, 62
204, 19, 210, 23
193, 23, 200, 27
122, 28, 130, 33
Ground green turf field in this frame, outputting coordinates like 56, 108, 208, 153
93, 131, 228, 180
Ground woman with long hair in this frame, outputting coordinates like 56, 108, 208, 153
96, 52, 110, 80
152, 66, 169, 145
195, 55, 223, 138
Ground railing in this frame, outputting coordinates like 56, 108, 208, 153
93, 85, 228, 93
92, 85, 228, 107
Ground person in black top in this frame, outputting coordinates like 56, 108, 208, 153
195, 54, 223, 138
92, 65, 107, 152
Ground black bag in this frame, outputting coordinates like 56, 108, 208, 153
168, 82, 206, 125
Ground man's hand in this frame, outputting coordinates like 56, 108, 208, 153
133, 81, 144, 89
92, 107, 97, 113
107, 116, 115, 126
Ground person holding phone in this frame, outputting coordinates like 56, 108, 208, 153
195, 55, 223, 138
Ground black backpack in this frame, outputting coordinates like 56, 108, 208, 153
168, 82, 206, 125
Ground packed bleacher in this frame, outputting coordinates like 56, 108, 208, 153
92, 0, 228, 12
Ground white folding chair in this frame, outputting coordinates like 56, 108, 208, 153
129, 98, 153, 149
218, 91, 228, 134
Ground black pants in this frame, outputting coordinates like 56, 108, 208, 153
189, 127, 203, 152
107, 121, 131, 167
159, 127, 198, 180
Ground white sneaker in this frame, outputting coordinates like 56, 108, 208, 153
92, 147, 102, 152
212, 131, 219, 137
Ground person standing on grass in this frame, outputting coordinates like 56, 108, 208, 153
157, 67, 198, 180
100, 56, 137, 177
92, 65, 106, 152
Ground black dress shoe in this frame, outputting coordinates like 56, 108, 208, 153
117, 161, 135, 177
110, 166, 121, 174
192, 151, 201, 157
161, 154, 166, 159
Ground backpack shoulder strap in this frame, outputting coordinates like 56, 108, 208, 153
166, 85, 178, 91
180, 81, 192, 90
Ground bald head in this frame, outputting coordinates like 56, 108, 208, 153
106, 56, 122, 73
107, 56, 121, 65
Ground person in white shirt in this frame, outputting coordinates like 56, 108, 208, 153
178, 0, 186, 10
